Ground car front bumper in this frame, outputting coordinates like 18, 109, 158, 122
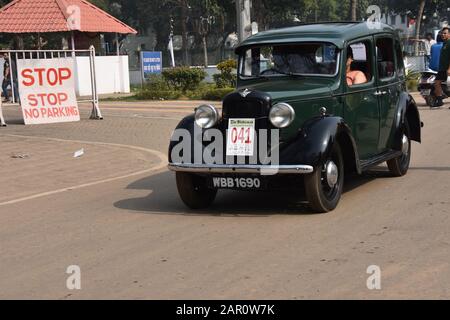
167, 163, 314, 174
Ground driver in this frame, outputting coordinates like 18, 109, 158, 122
346, 47, 367, 86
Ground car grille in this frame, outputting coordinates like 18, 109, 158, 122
219, 90, 274, 165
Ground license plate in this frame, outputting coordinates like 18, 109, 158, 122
226, 118, 255, 156
421, 89, 431, 96
210, 177, 263, 190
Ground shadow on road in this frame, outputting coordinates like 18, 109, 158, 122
0, 116, 24, 125
114, 167, 393, 216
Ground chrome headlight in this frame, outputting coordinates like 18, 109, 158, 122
195, 104, 219, 129
269, 103, 295, 128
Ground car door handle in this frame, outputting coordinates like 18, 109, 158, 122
373, 90, 388, 96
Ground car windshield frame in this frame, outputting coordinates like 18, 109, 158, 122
238, 42, 341, 80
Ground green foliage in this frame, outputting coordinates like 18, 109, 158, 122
406, 70, 420, 81
185, 82, 215, 99
162, 67, 207, 93
201, 87, 234, 101
213, 59, 237, 88
134, 74, 234, 101
217, 59, 237, 73
0, 1, 440, 55
405, 70, 420, 92
136, 75, 182, 100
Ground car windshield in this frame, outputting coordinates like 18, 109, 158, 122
239, 43, 340, 78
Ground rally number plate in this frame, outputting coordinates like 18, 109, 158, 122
226, 118, 255, 156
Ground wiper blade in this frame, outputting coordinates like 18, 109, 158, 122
260, 68, 304, 78
276, 69, 305, 78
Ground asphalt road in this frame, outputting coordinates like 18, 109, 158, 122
0, 94, 449, 299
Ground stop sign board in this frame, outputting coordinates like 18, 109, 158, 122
17, 58, 80, 125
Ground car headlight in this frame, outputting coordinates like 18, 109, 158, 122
269, 103, 295, 128
195, 104, 219, 129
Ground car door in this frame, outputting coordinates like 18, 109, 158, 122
343, 38, 380, 160
375, 35, 401, 152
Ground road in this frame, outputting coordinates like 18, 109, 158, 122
0, 94, 449, 299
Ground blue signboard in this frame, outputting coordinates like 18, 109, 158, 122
141, 51, 162, 78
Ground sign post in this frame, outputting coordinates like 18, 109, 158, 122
17, 58, 80, 125
0, 99, 5, 126
141, 51, 162, 84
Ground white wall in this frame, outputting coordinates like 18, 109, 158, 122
75, 55, 130, 97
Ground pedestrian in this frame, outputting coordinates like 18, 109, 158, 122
411, 33, 436, 70
423, 33, 436, 70
2, 52, 18, 103
433, 27, 450, 108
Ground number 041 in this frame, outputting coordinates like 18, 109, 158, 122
231, 127, 252, 144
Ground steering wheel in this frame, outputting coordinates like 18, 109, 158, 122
260, 68, 280, 75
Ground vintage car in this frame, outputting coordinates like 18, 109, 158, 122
168, 22, 422, 213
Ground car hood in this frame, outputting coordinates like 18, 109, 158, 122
238, 78, 336, 102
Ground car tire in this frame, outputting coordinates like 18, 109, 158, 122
304, 143, 344, 213
387, 120, 411, 177
176, 172, 217, 209
427, 95, 436, 108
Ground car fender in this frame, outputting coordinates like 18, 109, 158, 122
394, 92, 422, 146
280, 116, 361, 173
168, 114, 196, 163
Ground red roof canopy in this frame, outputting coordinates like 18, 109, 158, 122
0, 0, 137, 34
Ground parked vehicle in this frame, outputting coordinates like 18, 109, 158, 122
417, 70, 450, 107
168, 22, 422, 213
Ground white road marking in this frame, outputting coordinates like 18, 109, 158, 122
0, 134, 168, 206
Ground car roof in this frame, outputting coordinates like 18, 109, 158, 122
236, 22, 396, 52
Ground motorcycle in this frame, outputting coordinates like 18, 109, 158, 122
417, 70, 450, 107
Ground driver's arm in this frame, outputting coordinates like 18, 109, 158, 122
353, 71, 368, 85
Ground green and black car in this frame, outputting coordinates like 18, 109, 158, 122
168, 22, 422, 213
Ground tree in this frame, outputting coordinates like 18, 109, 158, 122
351, 0, 357, 20
190, 0, 224, 67
415, 0, 427, 54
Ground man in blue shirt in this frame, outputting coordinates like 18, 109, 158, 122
429, 32, 443, 72
433, 27, 450, 108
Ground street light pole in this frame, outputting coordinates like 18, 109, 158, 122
169, 18, 176, 67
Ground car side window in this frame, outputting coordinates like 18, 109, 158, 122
376, 37, 395, 79
346, 41, 372, 87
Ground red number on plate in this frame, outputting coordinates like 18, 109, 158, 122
245, 128, 251, 144
231, 126, 252, 144
238, 127, 245, 143
231, 127, 238, 143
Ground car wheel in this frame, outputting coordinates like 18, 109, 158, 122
387, 120, 411, 177
427, 95, 436, 108
425, 96, 434, 107
304, 143, 344, 213
176, 172, 217, 209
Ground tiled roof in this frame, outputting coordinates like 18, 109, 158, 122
0, 0, 137, 34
